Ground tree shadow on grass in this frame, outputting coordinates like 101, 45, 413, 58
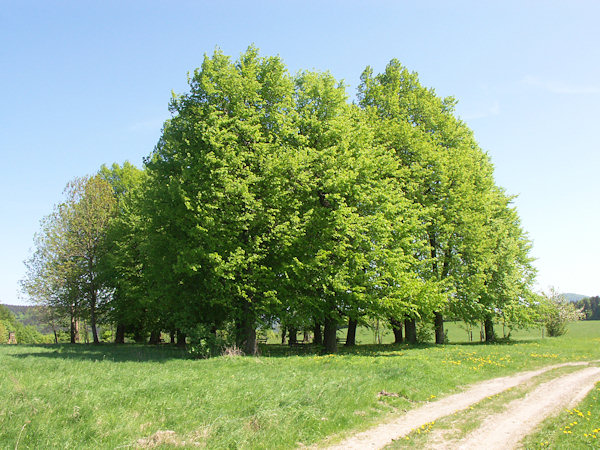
259, 342, 438, 358
259, 338, 541, 358
8, 338, 537, 363
450, 338, 542, 347
8, 343, 188, 363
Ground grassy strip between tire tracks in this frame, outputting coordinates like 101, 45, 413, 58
1, 322, 599, 449
384, 364, 590, 448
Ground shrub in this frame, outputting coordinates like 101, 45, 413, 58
101, 328, 114, 342
539, 290, 584, 337
185, 324, 230, 359
416, 321, 434, 343
0, 320, 7, 344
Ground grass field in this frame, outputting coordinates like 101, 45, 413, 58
1, 321, 599, 449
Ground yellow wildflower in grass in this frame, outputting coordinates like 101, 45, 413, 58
529, 353, 559, 359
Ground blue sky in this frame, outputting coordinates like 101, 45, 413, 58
1, 1, 599, 305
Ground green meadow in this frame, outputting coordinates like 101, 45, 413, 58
1, 322, 599, 449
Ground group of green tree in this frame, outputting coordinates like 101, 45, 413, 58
0, 305, 51, 344
22, 46, 546, 355
575, 296, 600, 320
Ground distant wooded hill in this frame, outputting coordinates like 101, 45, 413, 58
0, 304, 52, 334
574, 296, 600, 321
0, 304, 53, 343
563, 293, 589, 303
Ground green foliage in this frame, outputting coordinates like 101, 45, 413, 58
0, 320, 7, 343
21, 46, 538, 354
144, 47, 303, 352
0, 305, 50, 344
97, 162, 152, 338
575, 296, 600, 320
357, 59, 535, 334
0, 304, 12, 322
416, 320, 434, 343
184, 324, 231, 359
21, 175, 117, 343
2, 304, 61, 335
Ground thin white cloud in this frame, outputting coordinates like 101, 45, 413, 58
461, 101, 500, 120
128, 118, 166, 132
522, 76, 600, 95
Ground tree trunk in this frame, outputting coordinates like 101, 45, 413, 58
149, 330, 161, 345
484, 317, 495, 342
133, 327, 146, 344
53, 330, 58, 344
169, 330, 175, 344
345, 318, 357, 346
90, 290, 100, 344
434, 312, 445, 344
404, 318, 417, 344
242, 320, 257, 355
70, 307, 79, 344
115, 324, 125, 344
313, 322, 322, 345
235, 300, 257, 355
288, 327, 298, 345
390, 318, 403, 344
176, 329, 186, 348
323, 317, 338, 354
280, 326, 286, 344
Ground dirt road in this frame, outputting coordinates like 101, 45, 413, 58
323, 361, 599, 449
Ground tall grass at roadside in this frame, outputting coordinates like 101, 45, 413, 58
1, 321, 599, 449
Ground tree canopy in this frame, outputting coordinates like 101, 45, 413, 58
21, 47, 537, 353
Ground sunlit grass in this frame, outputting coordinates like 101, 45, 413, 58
1, 321, 599, 449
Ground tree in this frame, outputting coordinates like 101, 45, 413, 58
22, 175, 116, 344
22, 203, 85, 343
63, 175, 116, 344
473, 190, 536, 341
358, 59, 496, 343
21, 48, 539, 356
97, 162, 150, 343
142, 48, 432, 354
575, 296, 600, 320
144, 47, 300, 354
284, 70, 430, 353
